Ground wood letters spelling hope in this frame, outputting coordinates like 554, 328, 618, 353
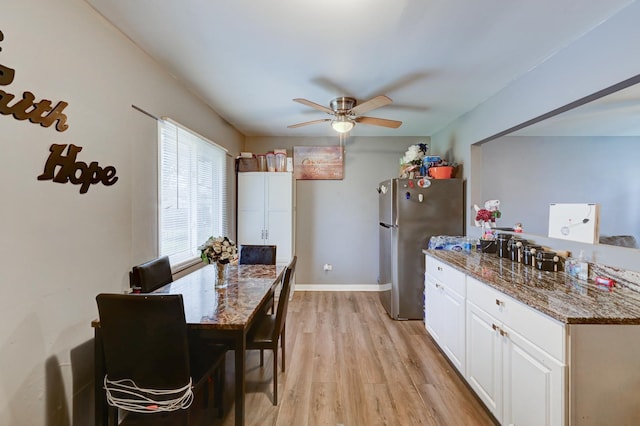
1, 29, 118, 194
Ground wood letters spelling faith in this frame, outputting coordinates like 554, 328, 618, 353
0, 31, 69, 132
2, 29, 118, 194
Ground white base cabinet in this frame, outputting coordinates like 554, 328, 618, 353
425, 253, 640, 426
424, 254, 567, 426
466, 277, 566, 426
466, 300, 503, 417
424, 257, 466, 375
467, 299, 565, 426
237, 172, 294, 264
502, 324, 565, 426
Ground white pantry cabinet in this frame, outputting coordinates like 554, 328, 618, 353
466, 276, 565, 426
424, 257, 467, 375
237, 172, 294, 264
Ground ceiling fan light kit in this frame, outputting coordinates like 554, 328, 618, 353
331, 115, 355, 133
288, 95, 402, 133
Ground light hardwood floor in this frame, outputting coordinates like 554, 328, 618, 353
209, 291, 496, 426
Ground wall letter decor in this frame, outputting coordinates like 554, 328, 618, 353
0, 31, 16, 85
2, 28, 119, 194
37, 144, 119, 194
0, 29, 69, 132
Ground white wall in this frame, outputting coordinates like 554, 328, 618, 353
0, 0, 243, 424
431, 1, 640, 270
244, 136, 439, 286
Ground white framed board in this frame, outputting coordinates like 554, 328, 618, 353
548, 203, 600, 244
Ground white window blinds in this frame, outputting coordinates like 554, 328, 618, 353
158, 119, 228, 265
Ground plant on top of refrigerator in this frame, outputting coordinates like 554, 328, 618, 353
400, 143, 428, 177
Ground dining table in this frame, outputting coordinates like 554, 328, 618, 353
92, 262, 286, 426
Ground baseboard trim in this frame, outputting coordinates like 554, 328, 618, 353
294, 284, 382, 292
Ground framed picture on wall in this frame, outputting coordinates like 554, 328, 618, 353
293, 146, 343, 180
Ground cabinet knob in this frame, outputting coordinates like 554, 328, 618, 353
437, 266, 443, 271
499, 328, 508, 337
492, 323, 498, 331
495, 299, 503, 306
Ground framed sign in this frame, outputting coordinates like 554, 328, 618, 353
548, 203, 600, 243
293, 146, 343, 180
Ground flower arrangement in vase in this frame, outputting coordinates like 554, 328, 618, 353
198, 236, 238, 285
473, 199, 501, 252
199, 236, 238, 264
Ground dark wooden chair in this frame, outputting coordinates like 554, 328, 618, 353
239, 245, 278, 313
95, 293, 226, 425
238, 245, 277, 265
131, 255, 173, 293
245, 256, 297, 405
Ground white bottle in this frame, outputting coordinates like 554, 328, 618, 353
565, 256, 578, 278
577, 250, 589, 281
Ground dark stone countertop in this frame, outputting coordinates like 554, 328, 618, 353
424, 249, 640, 325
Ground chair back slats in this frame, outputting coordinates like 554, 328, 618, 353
239, 245, 277, 265
96, 294, 191, 390
274, 256, 296, 339
132, 256, 173, 293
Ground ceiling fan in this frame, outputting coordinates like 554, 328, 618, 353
287, 95, 402, 133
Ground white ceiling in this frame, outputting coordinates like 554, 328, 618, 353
85, 0, 633, 138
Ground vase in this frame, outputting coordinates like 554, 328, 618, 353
213, 262, 229, 288
479, 239, 497, 253
428, 166, 454, 179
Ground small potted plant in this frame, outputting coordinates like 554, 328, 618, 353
400, 143, 428, 178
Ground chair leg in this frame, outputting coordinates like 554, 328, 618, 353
203, 377, 211, 408
272, 348, 278, 405
213, 358, 226, 418
214, 358, 225, 418
281, 326, 286, 372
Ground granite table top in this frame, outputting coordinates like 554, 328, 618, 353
152, 263, 286, 330
424, 249, 640, 325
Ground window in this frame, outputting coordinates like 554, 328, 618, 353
158, 118, 228, 266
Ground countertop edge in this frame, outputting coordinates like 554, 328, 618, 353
424, 249, 640, 325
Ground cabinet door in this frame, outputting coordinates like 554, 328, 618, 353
440, 286, 466, 375
466, 301, 502, 421
265, 173, 293, 262
237, 173, 266, 245
502, 325, 565, 426
424, 278, 442, 343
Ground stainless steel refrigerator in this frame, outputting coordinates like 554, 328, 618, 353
378, 178, 464, 320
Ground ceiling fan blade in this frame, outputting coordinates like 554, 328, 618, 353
292, 98, 334, 115
355, 116, 402, 128
350, 95, 393, 116
287, 118, 332, 128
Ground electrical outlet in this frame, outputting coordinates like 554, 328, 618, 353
323, 263, 332, 271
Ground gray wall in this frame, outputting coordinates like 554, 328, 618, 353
431, 1, 640, 271
480, 136, 640, 243
3, 0, 640, 423
245, 136, 437, 285
2, 1, 243, 424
